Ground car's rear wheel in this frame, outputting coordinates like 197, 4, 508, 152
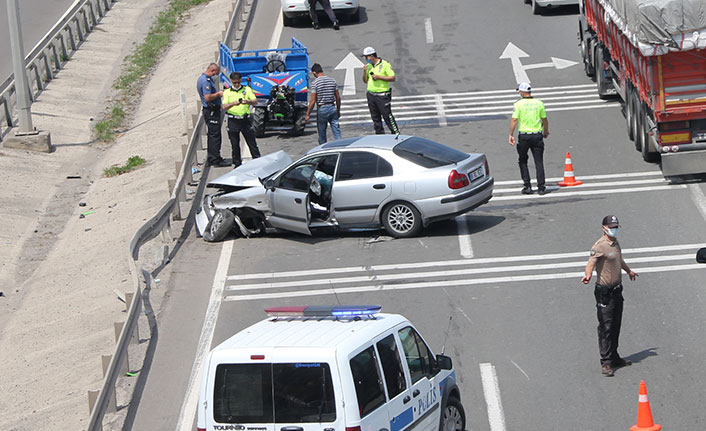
282, 11, 293, 27
348, 7, 361, 23
440, 397, 465, 431
532, 0, 543, 14
382, 202, 422, 238
204, 209, 235, 242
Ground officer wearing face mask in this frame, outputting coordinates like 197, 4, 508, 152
581, 215, 638, 377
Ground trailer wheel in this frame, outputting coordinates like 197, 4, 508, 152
625, 86, 635, 141
252, 107, 266, 138
291, 108, 306, 136
639, 105, 660, 163
594, 45, 613, 99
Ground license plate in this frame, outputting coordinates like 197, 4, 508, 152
470, 166, 484, 180
695, 131, 706, 142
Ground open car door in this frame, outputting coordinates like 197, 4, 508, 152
267, 158, 318, 235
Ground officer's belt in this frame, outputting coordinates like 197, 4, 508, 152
226, 113, 249, 119
519, 131, 542, 135
595, 282, 623, 290
367, 91, 391, 96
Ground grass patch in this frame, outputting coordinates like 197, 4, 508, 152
104, 155, 146, 177
95, 0, 210, 141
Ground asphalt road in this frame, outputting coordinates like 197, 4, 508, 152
130, 1, 706, 430
0, 0, 76, 80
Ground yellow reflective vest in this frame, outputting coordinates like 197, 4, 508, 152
222, 85, 256, 116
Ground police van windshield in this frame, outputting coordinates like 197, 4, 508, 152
214, 363, 336, 424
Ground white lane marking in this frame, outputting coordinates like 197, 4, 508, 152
510, 360, 530, 381
494, 170, 661, 186
435, 93, 447, 126
269, 11, 284, 49
493, 178, 670, 194
224, 263, 706, 301
424, 17, 434, 43
176, 240, 233, 431
226, 243, 705, 281
226, 254, 695, 291
480, 363, 507, 431
688, 183, 706, 223
456, 216, 473, 258
491, 184, 687, 201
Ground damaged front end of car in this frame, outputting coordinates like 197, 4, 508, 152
195, 151, 292, 242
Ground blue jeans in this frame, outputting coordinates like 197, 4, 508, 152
316, 105, 341, 144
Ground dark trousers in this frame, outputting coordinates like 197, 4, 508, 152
516, 133, 545, 188
203, 106, 223, 164
227, 117, 260, 166
367, 91, 399, 135
595, 284, 624, 365
308, 0, 337, 24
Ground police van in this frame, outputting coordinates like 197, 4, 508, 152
196, 305, 465, 431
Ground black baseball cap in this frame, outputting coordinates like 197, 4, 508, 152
602, 215, 619, 228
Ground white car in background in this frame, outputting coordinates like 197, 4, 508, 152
280, 0, 360, 26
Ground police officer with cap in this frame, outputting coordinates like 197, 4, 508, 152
582, 215, 638, 377
221, 72, 260, 167
361, 47, 399, 135
509, 82, 548, 195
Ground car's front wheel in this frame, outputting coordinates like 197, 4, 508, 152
382, 202, 422, 238
204, 209, 235, 242
440, 397, 465, 431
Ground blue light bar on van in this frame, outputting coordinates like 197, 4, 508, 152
265, 305, 382, 317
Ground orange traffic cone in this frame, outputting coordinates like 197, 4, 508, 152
557, 152, 583, 187
630, 380, 661, 431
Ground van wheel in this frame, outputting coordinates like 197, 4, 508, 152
382, 202, 422, 238
440, 397, 465, 431
204, 209, 235, 242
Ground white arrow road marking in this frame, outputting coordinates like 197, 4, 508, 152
499, 42, 530, 84
500, 42, 579, 84
425, 17, 434, 44
335, 52, 365, 96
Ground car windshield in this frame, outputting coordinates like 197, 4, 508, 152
393, 137, 469, 168
213, 363, 336, 424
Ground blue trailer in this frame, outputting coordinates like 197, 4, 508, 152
219, 38, 310, 137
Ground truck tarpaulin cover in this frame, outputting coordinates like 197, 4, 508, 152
599, 0, 706, 55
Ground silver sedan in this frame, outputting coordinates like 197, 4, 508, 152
195, 135, 494, 241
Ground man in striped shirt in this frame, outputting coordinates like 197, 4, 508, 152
305, 63, 342, 144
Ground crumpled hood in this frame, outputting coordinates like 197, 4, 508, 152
207, 150, 292, 188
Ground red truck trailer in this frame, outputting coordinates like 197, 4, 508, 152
577, 0, 706, 176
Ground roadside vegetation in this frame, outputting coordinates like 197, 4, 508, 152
94, 0, 210, 142
103, 155, 146, 177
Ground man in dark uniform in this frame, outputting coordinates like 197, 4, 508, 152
581, 215, 638, 377
308, 0, 339, 30
197, 63, 228, 167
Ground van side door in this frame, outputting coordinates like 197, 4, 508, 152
397, 327, 441, 431
349, 345, 390, 431
375, 334, 413, 431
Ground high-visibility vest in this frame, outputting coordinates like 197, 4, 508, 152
223, 85, 256, 116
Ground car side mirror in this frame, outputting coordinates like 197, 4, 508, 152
436, 354, 453, 370
264, 178, 275, 191
697, 247, 706, 263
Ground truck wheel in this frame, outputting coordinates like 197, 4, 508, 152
581, 36, 595, 78
440, 397, 466, 431
291, 108, 306, 136
382, 201, 422, 238
204, 209, 235, 242
252, 107, 266, 138
625, 87, 635, 141
630, 91, 640, 148
594, 45, 613, 99
640, 105, 660, 163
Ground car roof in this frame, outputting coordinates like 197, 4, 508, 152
307, 134, 415, 154
212, 313, 409, 351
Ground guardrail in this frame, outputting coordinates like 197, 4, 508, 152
0, 0, 115, 142
85, 0, 255, 429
